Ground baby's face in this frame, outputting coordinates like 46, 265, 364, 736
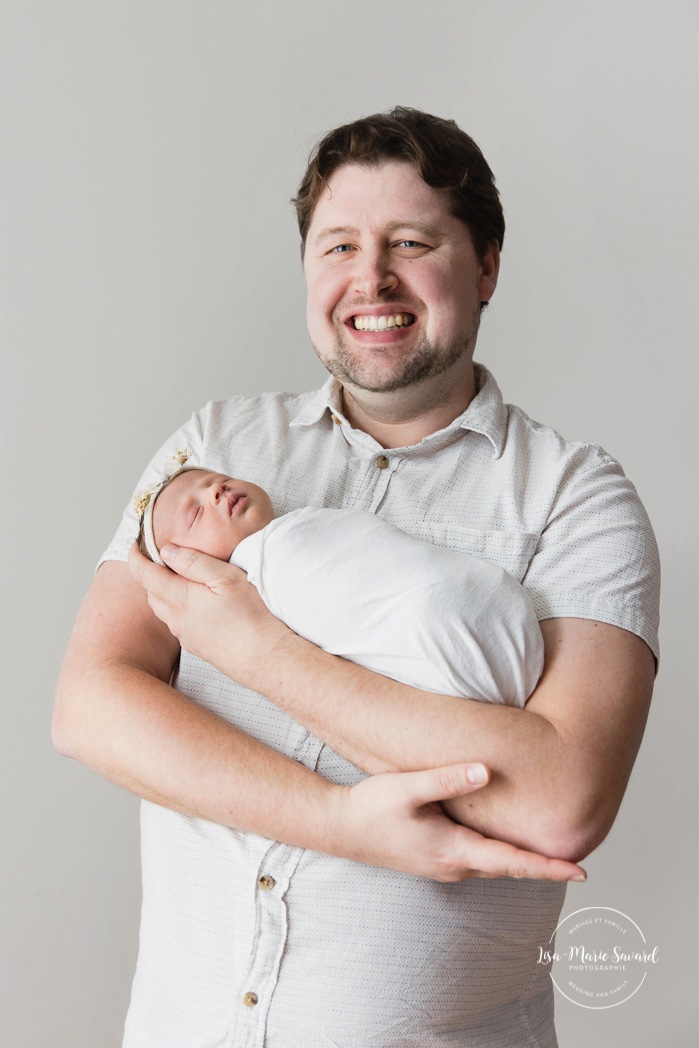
152, 469, 275, 560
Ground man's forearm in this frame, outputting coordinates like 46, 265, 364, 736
54, 624, 584, 883
64, 557, 585, 882
136, 542, 652, 862
52, 561, 343, 852
249, 629, 563, 849
54, 654, 339, 847
242, 617, 654, 862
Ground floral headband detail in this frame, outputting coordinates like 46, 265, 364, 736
133, 448, 194, 564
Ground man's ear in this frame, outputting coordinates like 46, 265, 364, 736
478, 242, 500, 305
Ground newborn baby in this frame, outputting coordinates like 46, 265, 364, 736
138, 466, 544, 706
141, 467, 276, 563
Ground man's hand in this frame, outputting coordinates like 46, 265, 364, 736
60, 560, 585, 881
126, 542, 602, 873
334, 762, 586, 883
128, 542, 290, 679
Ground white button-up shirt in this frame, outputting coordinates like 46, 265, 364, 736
102, 365, 659, 1048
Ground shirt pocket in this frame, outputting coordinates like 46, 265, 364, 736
410, 521, 539, 583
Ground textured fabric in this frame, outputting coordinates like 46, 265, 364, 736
100, 364, 660, 1048
231, 505, 544, 704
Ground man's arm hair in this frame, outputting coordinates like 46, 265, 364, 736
53, 560, 585, 882
247, 616, 655, 862
52, 562, 338, 837
127, 542, 654, 864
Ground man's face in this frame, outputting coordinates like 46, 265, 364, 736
152, 470, 275, 561
302, 161, 499, 396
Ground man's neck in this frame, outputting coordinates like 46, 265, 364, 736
340, 364, 477, 449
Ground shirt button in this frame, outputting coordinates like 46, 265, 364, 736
376, 454, 390, 469
258, 874, 276, 891
243, 991, 259, 1007
332, 414, 342, 425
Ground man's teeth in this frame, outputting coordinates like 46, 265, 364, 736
353, 313, 413, 331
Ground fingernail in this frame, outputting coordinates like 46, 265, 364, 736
161, 544, 176, 561
466, 763, 488, 785
571, 871, 587, 882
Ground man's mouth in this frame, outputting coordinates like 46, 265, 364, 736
351, 313, 416, 331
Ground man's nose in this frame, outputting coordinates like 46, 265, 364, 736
353, 249, 398, 298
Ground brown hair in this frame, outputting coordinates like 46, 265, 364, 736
293, 106, 505, 260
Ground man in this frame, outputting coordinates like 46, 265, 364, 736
53, 108, 659, 1047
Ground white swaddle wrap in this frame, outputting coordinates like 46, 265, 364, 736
232, 506, 543, 705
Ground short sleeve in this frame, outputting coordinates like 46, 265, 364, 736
97, 411, 205, 569
523, 450, 660, 660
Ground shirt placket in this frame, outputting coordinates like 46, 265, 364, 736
331, 415, 402, 512
365, 451, 400, 512
228, 734, 323, 1046
228, 841, 306, 1048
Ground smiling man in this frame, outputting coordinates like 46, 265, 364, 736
54, 108, 659, 1048
305, 161, 495, 397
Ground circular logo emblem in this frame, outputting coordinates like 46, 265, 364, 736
538, 906, 659, 1009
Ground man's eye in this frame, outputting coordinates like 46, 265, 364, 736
329, 244, 353, 254
397, 240, 423, 249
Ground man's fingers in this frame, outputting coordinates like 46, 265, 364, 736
128, 542, 193, 621
403, 762, 491, 807
128, 542, 171, 589
459, 834, 586, 883
394, 763, 586, 883
160, 544, 245, 587
129, 541, 245, 592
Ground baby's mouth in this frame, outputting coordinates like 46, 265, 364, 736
351, 313, 416, 331
227, 493, 246, 515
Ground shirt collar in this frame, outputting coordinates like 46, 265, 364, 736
289, 376, 343, 428
289, 364, 508, 458
458, 363, 509, 458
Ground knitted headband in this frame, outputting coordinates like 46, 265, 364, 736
132, 448, 196, 565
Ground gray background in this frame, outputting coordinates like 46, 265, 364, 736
2, 1, 697, 1045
